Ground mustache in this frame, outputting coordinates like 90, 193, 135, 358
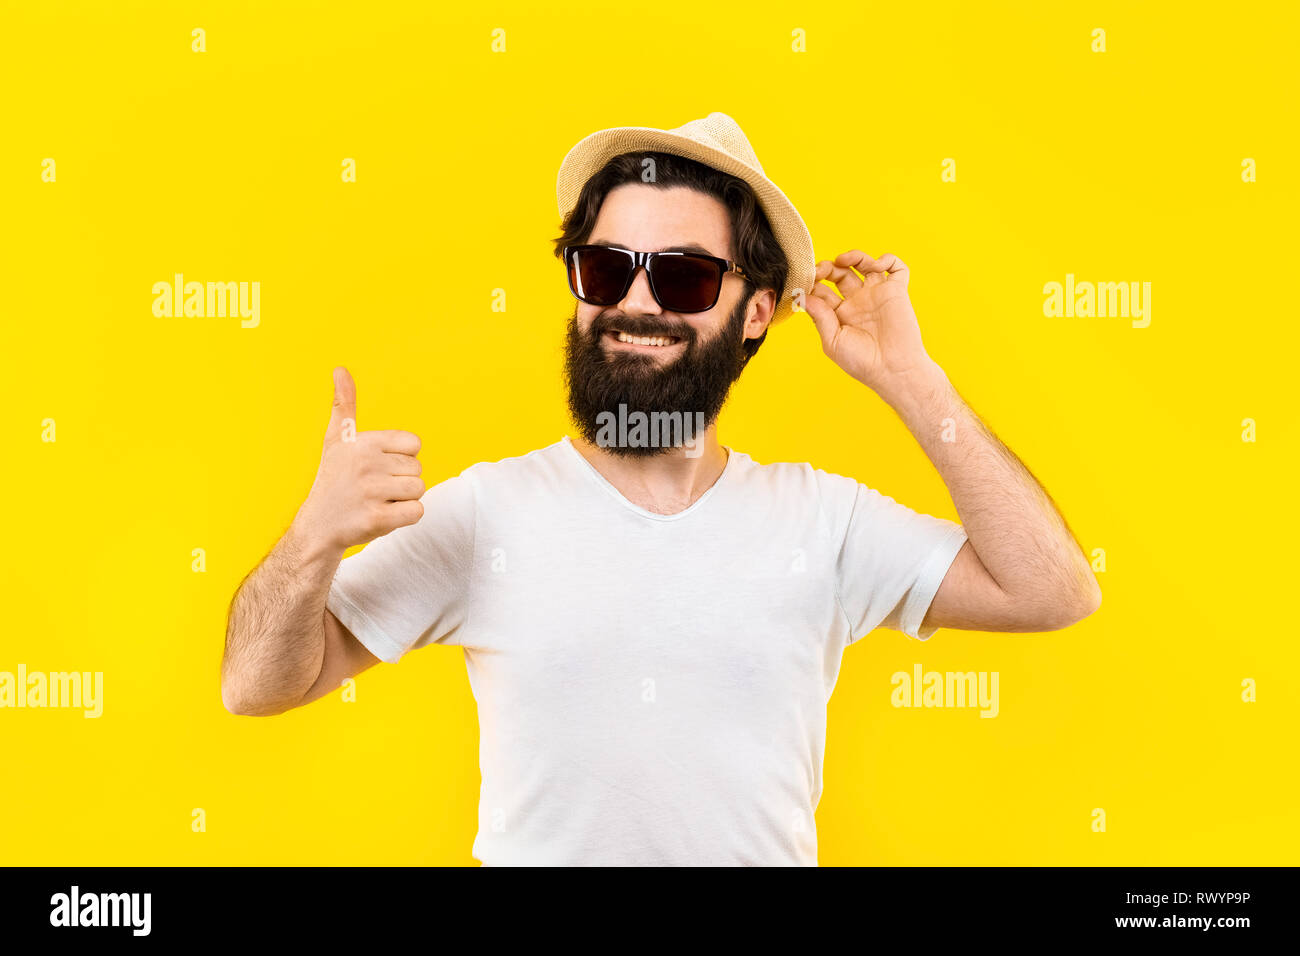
590, 312, 695, 342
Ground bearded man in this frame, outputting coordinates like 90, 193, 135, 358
221, 112, 1101, 867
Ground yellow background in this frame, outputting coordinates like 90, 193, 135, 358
1, 1, 1295, 865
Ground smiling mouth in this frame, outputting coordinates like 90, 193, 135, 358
605, 329, 684, 348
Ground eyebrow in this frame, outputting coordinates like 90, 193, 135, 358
588, 239, 724, 258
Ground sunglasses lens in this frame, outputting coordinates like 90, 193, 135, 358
650, 254, 724, 312
569, 247, 632, 306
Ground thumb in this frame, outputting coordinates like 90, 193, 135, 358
803, 293, 841, 354
326, 366, 357, 440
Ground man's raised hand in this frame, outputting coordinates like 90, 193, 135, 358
293, 366, 425, 554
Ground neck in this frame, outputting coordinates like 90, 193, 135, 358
569, 424, 729, 516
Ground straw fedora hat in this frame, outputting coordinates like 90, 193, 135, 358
556, 111, 815, 324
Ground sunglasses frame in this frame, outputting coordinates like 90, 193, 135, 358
563, 244, 751, 314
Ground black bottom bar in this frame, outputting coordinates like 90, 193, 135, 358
0, 866, 1282, 942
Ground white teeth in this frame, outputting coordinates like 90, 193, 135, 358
615, 331, 676, 347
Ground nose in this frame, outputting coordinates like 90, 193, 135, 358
617, 265, 662, 316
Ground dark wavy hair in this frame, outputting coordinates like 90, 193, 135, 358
552, 151, 788, 364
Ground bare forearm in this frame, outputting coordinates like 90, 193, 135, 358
878, 360, 1100, 613
222, 519, 343, 716
221, 367, 424, 715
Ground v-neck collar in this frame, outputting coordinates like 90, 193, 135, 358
559, 435, 737, 522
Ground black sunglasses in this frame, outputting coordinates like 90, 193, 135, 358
563, 244, 750, 314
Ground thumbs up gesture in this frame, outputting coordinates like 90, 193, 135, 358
293, 367, 425, 554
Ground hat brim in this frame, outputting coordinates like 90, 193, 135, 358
557, 126, 815, 324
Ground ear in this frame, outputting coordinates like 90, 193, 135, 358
743, 286, 777, 342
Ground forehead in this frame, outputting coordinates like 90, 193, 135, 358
588, 183, 733, 259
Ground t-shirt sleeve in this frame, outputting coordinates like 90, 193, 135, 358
325, 473, 476, 663
815, 469, 969, 644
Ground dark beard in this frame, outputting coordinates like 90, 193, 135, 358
563, 297, 750, 458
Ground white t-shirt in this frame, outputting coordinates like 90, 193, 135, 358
326, 436, 968, 866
